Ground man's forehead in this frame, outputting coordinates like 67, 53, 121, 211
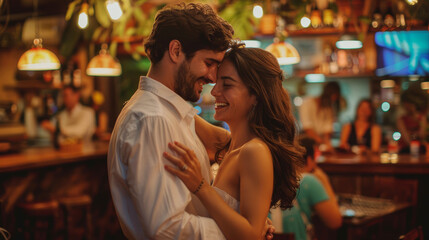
195, 49, 225, 62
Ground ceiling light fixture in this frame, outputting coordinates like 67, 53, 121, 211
86, 44, 122, 77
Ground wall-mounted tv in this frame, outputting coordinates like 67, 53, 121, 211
375, 30, 429, 76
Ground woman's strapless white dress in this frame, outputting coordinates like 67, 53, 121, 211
213, 186, 240, 213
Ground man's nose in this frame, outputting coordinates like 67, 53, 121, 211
207, 66, 218, 83
210, 83, 220, 96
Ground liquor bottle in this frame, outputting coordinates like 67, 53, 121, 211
323, 0, 337, 27
371, 2, 383, 29
395, 1, 406, 28
310, 2, 322, 28
383, 2, 395, 28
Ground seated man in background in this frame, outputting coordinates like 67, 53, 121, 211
41, 84, 96, 146
270, 137, 342, 240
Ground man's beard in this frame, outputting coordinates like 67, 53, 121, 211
174, 60, 201, 102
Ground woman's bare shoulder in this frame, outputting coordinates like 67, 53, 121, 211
238, 138, 272, 165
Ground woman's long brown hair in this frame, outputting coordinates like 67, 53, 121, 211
215, 46, 304, 210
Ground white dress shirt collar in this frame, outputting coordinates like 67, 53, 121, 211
139, 76, 198, 121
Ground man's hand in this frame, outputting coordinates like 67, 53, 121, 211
262, 218, 275, 240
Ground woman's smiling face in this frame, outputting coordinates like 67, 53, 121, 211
211, 59, 256, 125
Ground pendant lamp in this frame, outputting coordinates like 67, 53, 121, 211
86, 44, 122, 77
17, 38, 61, 71
265, 16, 300, 65
17, 0, 60, 71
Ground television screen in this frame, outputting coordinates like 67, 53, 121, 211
375, 30, 429, 76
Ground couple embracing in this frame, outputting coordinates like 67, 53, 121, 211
108, 2, 304, 239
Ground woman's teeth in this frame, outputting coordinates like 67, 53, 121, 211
215, 102, 228, 108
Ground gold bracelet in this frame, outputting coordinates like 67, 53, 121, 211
193, 179, 205, 194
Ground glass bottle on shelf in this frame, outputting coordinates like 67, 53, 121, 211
383, 2, 395, 28
310, 2, 322, 28
323, 0, 337, 27
395, 1, 407, 28
371, 2, 383, 29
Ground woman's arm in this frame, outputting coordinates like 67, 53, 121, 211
312, 168, 342, 229
195, 115, 230, 161
164, 141, 273, 240
371, 125, 382, 152
339, 123, 351, 150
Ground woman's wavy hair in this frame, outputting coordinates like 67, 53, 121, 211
144, 2, 234, 65
215, 46, 305, 210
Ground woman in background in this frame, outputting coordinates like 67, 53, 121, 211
339, 99, 382, 153
299, 81, 343, 152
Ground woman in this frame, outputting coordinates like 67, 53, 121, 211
299, 81, 343, 152
164, 46, 304, 240
339, 99, 382, 153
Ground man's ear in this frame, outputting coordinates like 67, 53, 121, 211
168, 40, 182, 63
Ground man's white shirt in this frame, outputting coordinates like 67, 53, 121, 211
108, 76, 225, 239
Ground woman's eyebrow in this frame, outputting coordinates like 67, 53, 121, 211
220, 76, 237, 82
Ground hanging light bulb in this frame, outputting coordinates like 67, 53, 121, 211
265, 17, 300, 65
253, 4, 263, 19
300, 16, 311, 28
105, 0, 123, 21
78, 3, 89, 29
86, 44, 122, 77
17, 39, 60, 71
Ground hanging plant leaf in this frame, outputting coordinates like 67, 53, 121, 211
94, 0, 111, 28
65, 0, 81, 21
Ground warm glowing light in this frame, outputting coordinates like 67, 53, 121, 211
78, 3, 89, 29
406, 0, 418, 5
380, 79, 395, 88
253, 5, 263, 19
17, 38, 60, 71
421, 82, 429, 90
381, 102, 390, 112
86, 44, 122, 77
392, 132, 401, 141
293, 96, 303, 107
300, 16, 311, 28
106, 0, 123, 21
265, 42, 300, 65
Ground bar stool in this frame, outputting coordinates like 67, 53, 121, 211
15, 200, 60, 240
58, 195, 93, 240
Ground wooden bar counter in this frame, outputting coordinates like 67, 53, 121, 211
317, 152, 429, 239
0, 141, 125, 239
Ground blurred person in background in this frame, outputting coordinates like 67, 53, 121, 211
299, 81, 343, 153
339, 99, 382, 154
41, 84, 96, 145
270, 137, 342, 240
397, 88, 427, 154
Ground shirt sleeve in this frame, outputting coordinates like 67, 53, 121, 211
119, 115, 225, 240
301, 174, 329, 207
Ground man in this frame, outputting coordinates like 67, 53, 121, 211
41, 84, 96, 145
108, 3, 235, 239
